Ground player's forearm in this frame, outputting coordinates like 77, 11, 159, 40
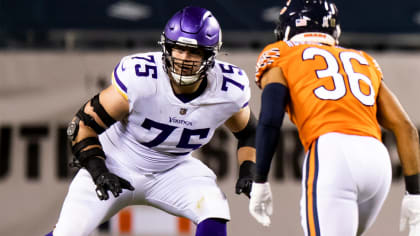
70, 101, 107, 153
68, 114, 109, 185
255, 123, 280, 183
235, 146, 256, 198
72, 115, 100, 141
237, 146, 256, 165
395, 122, 420, 176
255, 83, 288, 183
392, 121, 420, 194
71, 120, 103, 154
231, 109, 257, 163
67, 94, 116, 169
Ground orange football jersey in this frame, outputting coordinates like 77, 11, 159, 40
256, 40, 383, 151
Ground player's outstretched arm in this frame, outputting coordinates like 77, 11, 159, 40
377, 81, 420, 235
377, 81, 420, 176
225, 106, 257, 198
249, 67, 289, 227
67, 85, 134, 200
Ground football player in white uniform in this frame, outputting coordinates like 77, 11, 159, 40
46, 6, 257, 236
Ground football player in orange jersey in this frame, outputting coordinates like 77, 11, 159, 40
248, 0, 420, 235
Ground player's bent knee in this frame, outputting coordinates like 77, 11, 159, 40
196, 218, 227, 236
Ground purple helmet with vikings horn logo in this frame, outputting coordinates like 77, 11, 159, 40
159, 6, 222, 86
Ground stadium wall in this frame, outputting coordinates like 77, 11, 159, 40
0, 50, 419, 236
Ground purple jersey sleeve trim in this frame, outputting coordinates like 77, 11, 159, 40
242, 101, 249, 108
114, 63, 128, 93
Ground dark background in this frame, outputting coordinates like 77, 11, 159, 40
1, 0, 420, 50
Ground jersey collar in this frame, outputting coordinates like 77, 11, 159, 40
289, 32, 337, 46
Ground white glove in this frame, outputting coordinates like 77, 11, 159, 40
249, 182, 273, 227
400, 193, 420, 236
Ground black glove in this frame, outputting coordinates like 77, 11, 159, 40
235, 160, 256, 198
83, 156, 135, 201
94, 172, 135, 200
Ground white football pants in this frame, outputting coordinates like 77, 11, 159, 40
53, 154, 230, 236
300, 132, 392, 236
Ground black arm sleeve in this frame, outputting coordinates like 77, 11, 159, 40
255, 83, 289, 183
232, 111, 257, 149
405, 174, 420, 194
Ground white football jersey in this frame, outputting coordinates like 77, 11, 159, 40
101, 51, 250, 172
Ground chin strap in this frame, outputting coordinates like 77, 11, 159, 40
170, 71, 202, 86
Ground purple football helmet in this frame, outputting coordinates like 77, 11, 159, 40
159, 6, 222, 86
275, 0, 341, 44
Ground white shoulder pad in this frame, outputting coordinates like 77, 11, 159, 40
112, 51, 164, 104
210, 60, 251, 109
